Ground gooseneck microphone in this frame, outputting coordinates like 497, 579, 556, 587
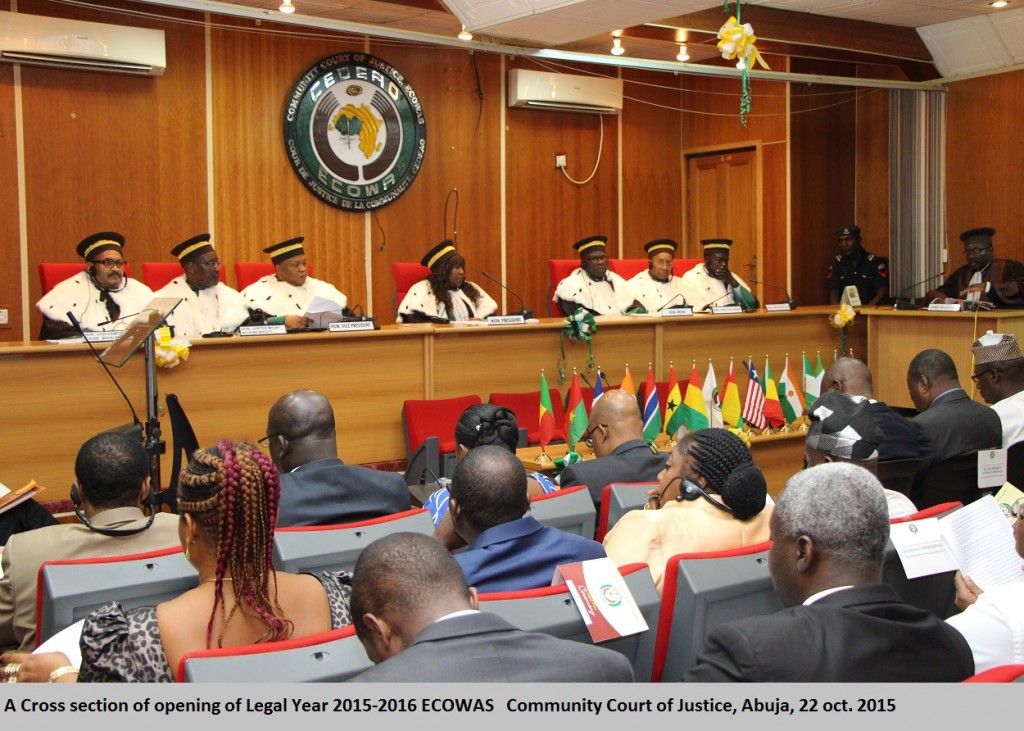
750, 279, 797, 309
97, 309, 150, 327
480, 270, 533, 319
66, 311, 143, 429
895, 271, 946, 310
701, 292, 736, 312
657, 293, 689, 312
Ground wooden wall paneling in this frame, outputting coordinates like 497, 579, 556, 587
620, 68, 683, 257
789, 60, 857, 308
17, 0, 208, 337
210, 19, 366, 310
855, 66, 898, 263
505, 59, 619, 318
945, 70, 1024, 266
365, 44, 503, 322
0, 59, 19, 341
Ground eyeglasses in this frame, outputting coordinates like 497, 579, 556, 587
193, 258, 220, 269
91, 258, 128, 268
583, 424, 607, 448
971, 368, 998, 383
258, 432, 289, 446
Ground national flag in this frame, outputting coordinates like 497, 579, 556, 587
664, 362, 685, 436
619, 365, 635, 398
641, 365, 662, 443
681, 361, 709, 433
538, 370, 556, 447
778, 354, 806, 425
803, 352, 824, 410
761, 356, 786, 428
702, 359, 723, 429
564, 371, 588, 448
592, 367, 605, 406
741, 359, 767, 429
721, 358, 744, 429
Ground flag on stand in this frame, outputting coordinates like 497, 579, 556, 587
565, 371, 588, 448
761, 356, 785, 428
592, 366, 605, 406
741, 359, 767, 429
803, 352, 824, 410
702, 359, 723, 429
641, 365, 662, 443
619, 365, 635, 399
538, 370, 556, 447
722, 358, 744, 429
664, 362, 685, 437
778, 354, 806, 425
681, 361, 709, 433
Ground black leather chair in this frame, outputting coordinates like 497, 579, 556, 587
911, 450, 995, 510
1008, 442, 1024, 489
877, 457, 922, 497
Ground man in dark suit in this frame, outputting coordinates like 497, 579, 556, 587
266, 390, 410, 527
683, 463, 974, 682
821, 357, 925, 461
347, 532, 634, 683
907, 349, 1002, 504
559, 388, 667, 507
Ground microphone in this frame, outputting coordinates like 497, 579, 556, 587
750, 279, 797, 310
656, 293, 689, 312
895, 271, 945, 310
66, 311, 143, 429
701, 292, 736, 312
97, 309, 148, 327
480, 270, 533, 319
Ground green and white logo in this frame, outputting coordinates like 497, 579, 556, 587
284, 52, 426, 211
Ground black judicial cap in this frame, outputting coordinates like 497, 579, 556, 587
644, 239, 678, 258
264, 237, 305, 264
421, 240, 458, 271
77, 232, 125, 261
960, 227, 995, 246
573, 236, 608, 256
700, 238, 733, 251
172, 234, 214, 265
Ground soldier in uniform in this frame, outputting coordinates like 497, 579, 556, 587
826, 224, 889, 306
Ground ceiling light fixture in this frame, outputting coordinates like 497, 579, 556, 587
676, 45, 689, 62
458, 26, 473, 41
279, 0, 295, 13
991, 1, 1008, 8
611, 37, 624, 56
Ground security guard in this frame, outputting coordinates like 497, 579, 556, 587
826, 224, 888, 306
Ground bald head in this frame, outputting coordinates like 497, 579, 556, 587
266, 389, 337, 471
588, 388, 643, 456
822, 357, 874, 399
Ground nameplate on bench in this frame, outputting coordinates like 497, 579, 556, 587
710, 305, 743, 315
239, 325, 288, 336
486, 315, 526, 326
765, 303, 794, 312
328, 321, 376, 332
83, 331, 122, 343
660, 307, 693, 318
927, 303, 963, 312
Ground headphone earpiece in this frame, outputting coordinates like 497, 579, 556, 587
70, 482, 82, 508
87, 264, 97, 276
69, 480, 157, 537
676, 477, 704, 502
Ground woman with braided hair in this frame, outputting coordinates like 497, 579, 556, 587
69, 439, 353, 682
397, 240, 497, 323
602, 428, 773, 594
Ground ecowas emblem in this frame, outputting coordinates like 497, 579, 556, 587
283, 52, 426, 211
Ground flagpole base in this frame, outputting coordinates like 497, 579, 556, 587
536, 452, 552, 463
779, 424, 793, 433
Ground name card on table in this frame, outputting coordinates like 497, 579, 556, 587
239, 325, 287, 336
928, 303, 963, 312
660, 307, 693, 318
328, 320, 376, 332
486, 315, 526, 326
710, 305, 743, 315
765, 302, 795, 312
83, 331, 122, 343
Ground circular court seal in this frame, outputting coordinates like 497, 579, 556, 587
283, 52, 426, 211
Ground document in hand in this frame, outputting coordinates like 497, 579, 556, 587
304, 296, 345, 325
938, 495, 1024, 590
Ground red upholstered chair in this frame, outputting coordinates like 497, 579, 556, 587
141, 262, 226, 290
963, 665, 1024, 683
526, 484, 596, 537
234, 262, 276, 290
177, 624, 371, 682
402, 394, 482, 482
477, 563, 660, 681
608, 258, 649, 280
890, 500, 962, 523
547, 259, 580, 316
489, 389, 566, 444
596, 482, 657, 541
391, 262, 431, 315
651, 541, 777, 682
39, 262, 134, 295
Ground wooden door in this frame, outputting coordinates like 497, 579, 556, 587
686, 149, 761, 288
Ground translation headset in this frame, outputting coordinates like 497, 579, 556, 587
658, 475, 738, 517
70, 481, 157, 537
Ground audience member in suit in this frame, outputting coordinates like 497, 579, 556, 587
559, 388, 668, 507
603, 428, 772, 594
821, 357, 926, 461
970, 331, 1024, 448
804, 391, 917, 518
683, 463, 974, 682
448, 446, 605, 592
907, 348, 1002, 504
0, 431, 180, 653
945, 497, 1024, 672
267, 389, 410, 527
347, 532, 634, 682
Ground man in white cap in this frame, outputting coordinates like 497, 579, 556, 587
679, 238, 757, 312
971, 331, 1024, 448
553, 235, 639, 316
154, 233, 248, 338
629, 238, 689, 312
36, 231, 154, 340
240, 236, 347, 329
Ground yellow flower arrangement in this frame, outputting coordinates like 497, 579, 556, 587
153, 326, 190, 369
829, 303, 856, 356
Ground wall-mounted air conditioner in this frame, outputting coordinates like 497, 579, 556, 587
508, 69, 623, 114
0, 10, 165, 76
